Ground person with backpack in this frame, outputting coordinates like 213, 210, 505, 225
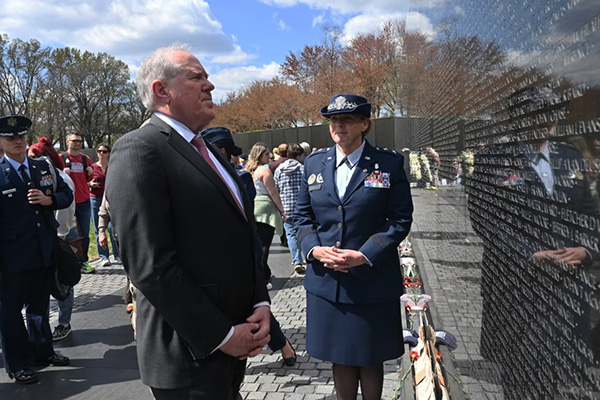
0, 116, 73, 384
59, 132, 95, 274
28, 137, 79, 341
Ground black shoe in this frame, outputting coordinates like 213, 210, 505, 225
282, 340, 297, 367
33, 354, 70, 367
8, 368, 38, 384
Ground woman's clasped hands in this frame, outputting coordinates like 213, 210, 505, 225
312, 246, 368, 273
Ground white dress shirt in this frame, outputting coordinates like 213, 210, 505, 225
335, 140, 366, 199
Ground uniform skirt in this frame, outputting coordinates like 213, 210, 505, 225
306, 292, 404, 366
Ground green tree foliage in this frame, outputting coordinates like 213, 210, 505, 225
0, 35, 148, 149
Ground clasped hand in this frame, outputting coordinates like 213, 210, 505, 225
312, 246, 367, 273
27, 189, 52, 206
533, 247, 588, 265
220, 305, 270, 359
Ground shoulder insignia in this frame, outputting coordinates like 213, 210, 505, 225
374, 146, 400, 156
306, 147, 329, 159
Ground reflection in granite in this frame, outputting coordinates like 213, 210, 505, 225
407, 0, 600, 398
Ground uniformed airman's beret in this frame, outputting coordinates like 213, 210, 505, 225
201, 126, 242, 156
320, 94, 371, 118
0, 115, 32, 137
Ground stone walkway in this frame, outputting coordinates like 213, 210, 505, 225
49, 257, 129, 326
240, 276, 403, 400
2, 185, 507, 399
410, 186, 504, 400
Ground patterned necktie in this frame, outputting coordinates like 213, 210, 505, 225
19, 164, 32, 186
191, 137, 247, 219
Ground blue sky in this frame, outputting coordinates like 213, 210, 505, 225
2, 0, 597, 102
0, 0, 428, 102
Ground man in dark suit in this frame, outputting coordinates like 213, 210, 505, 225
0, 115, 73, 384
105, 45, 270, 400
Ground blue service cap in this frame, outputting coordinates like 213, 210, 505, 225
403, 329, 419, 347
435, 330, 458, 351
201, 127, 242, 156
320, 94, 371, 118
0, 115, 32, 137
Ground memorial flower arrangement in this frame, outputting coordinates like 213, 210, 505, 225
409, 153, 421, 181
458, 151, 474, 178
420, 154, 432, 182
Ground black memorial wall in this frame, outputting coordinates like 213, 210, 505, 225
407, 0, 599, 398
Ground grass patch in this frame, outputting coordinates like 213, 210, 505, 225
87, 222, 114, 261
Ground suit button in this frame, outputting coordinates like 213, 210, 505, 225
35, 210, 39, 215
337, 206, 342, 211
37, 223, 41, 227
337, 223, 342, 228
336, 241, 341, 247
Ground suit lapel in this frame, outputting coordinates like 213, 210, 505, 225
342, 141, 375, 205
29, 158, 42, 190
159, 118, 246, 220
205, 141, 251, 219
321, 147, 340, 204
1, 158, 27, 189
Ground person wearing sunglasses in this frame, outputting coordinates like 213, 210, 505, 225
89, 144, 121, 267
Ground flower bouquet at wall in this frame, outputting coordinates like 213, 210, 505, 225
417, 154, 432, 188
409, 153, 422, 182
457, 151, 474, 184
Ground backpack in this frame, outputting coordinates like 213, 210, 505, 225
42, 158, 82, 300
61, 152, 89, 170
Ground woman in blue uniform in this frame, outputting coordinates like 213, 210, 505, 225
294, 94, 413, 400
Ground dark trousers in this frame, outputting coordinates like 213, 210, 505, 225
268, 312, 287, 352
256, 222, 274, 280
150, 358, 246, 400
0, 268, 55, 373
75, 200, 91, 262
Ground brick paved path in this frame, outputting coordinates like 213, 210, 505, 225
49, 258, 129, 326
240, 276, 403, 400
410, 186, 504, 400
2, 185, 508, 400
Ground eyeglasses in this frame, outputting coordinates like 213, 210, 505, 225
69, 139, 83, 143
97, 150, 109, 154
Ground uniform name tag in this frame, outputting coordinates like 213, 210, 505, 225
364, 171, 391, 188
309, 184, 322, 192
2, 188, 16, 195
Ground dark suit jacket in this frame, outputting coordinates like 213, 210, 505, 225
106, 115, 269, 389
294, 140, 413, 305
0, 156, 72, 272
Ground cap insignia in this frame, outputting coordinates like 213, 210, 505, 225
328, 96, 357, 111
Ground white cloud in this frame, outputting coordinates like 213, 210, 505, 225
278, 19, 290, 30
405, 11, 436, 39
258, 0, 409, 15
209, 62, 282, 103
258, 0, 299, 6
340, 11, 433, 44
312, 14, 325, 27
0, 0, 249, 65
210, 44, 256, 64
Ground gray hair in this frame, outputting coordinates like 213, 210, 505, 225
136, 43, 191, 111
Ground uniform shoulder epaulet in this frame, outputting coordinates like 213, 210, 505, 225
306, 147, 329, 159
374, 147, 401, 157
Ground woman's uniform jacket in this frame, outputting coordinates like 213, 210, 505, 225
294, 140, 413, 305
